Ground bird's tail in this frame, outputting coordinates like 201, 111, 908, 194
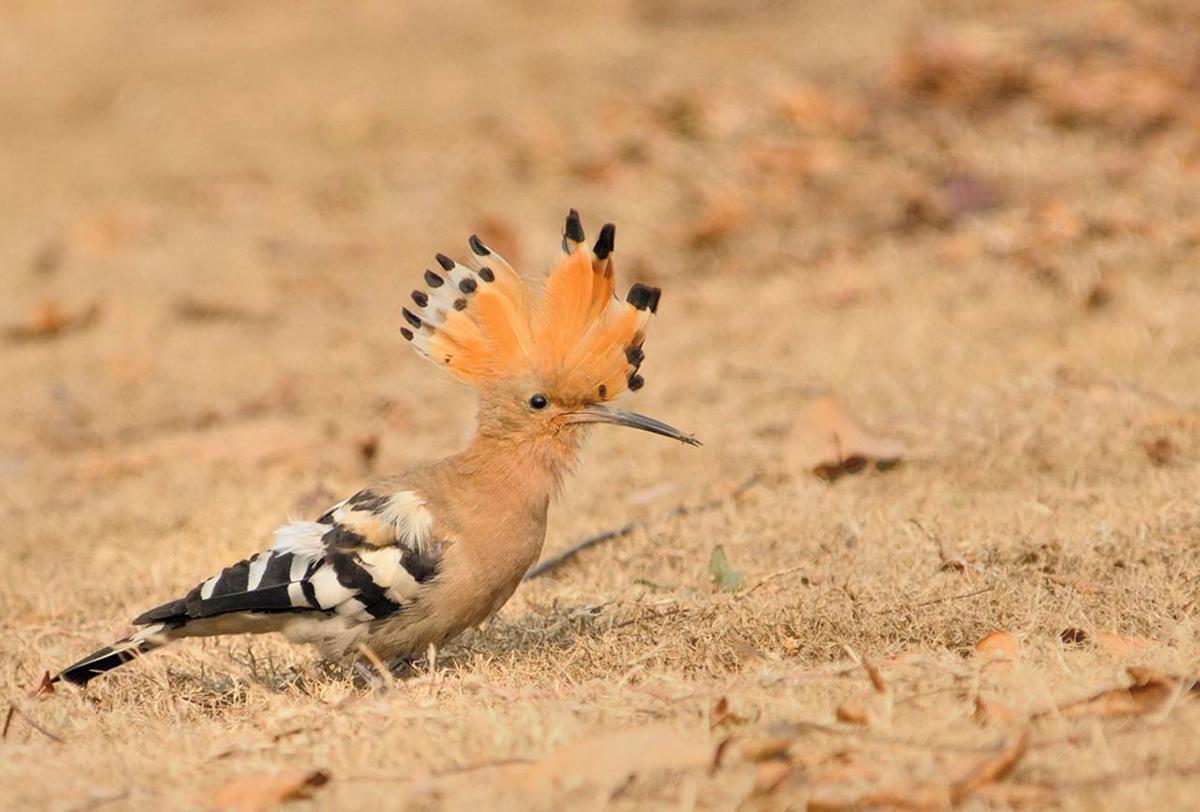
53, 622, 180, 686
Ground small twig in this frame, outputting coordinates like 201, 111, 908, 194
868, 585, 995, 616
742, 564, 807, 597
525, 521, 640, 580
610, 605, 686, 630
4, 702, 65, 743
525, 473, 761, 581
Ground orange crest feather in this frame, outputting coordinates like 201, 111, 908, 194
401, 211, 658, 401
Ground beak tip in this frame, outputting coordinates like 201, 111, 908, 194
682, 434, 702, 447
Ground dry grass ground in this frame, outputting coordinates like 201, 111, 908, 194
3, 1, 1200, 809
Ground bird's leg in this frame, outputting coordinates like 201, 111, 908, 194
352, 658, 387, 690
387, 656, 418, 678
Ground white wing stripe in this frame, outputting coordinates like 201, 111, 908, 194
272, 520, 329, 558
289, 554, 310, 582
306, 566, 351, 610
246, 553, 272, 591
287, 582, 307, 607
380, 492, 434, 553
199, 576, 219, 600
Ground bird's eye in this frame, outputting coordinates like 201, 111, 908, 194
529, 394, 549, 410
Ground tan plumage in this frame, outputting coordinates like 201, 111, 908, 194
53, 210, 698, 686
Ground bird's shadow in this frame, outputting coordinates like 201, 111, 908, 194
157, 602, 613, 700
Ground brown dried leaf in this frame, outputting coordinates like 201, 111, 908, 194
975, 631, 1020, 663
1096, 631, 1157, 655
688, 197, 746, 249
30, 671, 55, 699
787, 397, 905, 480
890, 27, 1032, 108
863, 659, 889, 695
752, 759, 794, 795
4, 301, 101, 342
1038, 668, 1196, 721
1049, 575, 1103, 594
835, 702, 870, 726
732, 735, 793, 764
1144, 436, 1174, 466
1037, 64, 1185, 134
208, 769, 329, 812
950, 731, 1029, 801
173, 295, 275, 324
709, 696, 747, 730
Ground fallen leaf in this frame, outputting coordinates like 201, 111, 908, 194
1037, 64, 1185, 134
4, 301, 101, 342
1037, 668, 1197, 721
709, 545, 744, 593
786, 397, 905, 480
975, 631, 1020, 663
1097, 632, 1156, 655
1144, 436, 1174, 466
890, 26, 1033, 108
688, 197, 746, 249
752, 759, 794, 795
1049, 575, 1103, 594
173, 295, 275, 324
208, 769, 329, 812
709, 696, 747, 730
731, 735, 793, 764
809, 733, 1030, 810
862, 659, 889, 695
30, 672, 55, 699
836, 702, 870, 726
728, 635, 768, 666
950, 732, 1029, 802
357, 433, 380, 467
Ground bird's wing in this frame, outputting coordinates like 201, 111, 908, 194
133, 487, 446, 627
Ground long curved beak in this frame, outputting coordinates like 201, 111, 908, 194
565, 405, 702, 446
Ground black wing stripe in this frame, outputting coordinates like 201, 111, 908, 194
210, 560, 250, 597
129, 497, 440, 629
330, 551, 402, 619
300, 578, 320, 609
188, 584, 300, 617
261, 551, 295, 585
401, 546, 440, 584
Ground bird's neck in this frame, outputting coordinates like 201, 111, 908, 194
448, 430, 578, 513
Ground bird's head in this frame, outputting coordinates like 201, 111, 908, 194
401, 210, 700, 463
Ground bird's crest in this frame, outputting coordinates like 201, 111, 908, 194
401, 210, 659, 401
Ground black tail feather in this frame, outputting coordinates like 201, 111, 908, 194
54, 638, 155, 686
52, 622, 180, 686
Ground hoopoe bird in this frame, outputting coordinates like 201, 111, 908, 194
54, 210, 699, 686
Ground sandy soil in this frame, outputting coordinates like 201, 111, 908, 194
3, 1, 1200, 809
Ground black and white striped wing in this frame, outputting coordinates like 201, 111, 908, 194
134, 488, 443, 628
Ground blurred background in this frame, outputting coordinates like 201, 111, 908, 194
3, 0, 1199, 477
